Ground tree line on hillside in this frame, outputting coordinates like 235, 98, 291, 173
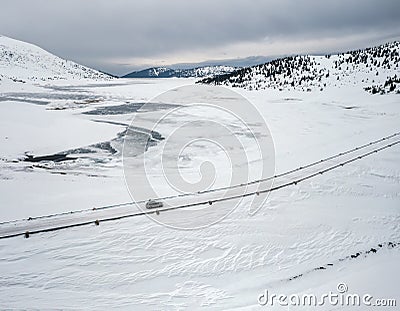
198, 41, 399, 94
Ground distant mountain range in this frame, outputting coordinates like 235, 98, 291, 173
0, 35, 111, 84
156, 55, 274, 70
121, 55, 275, 78
122, 65, 239, 78
199, 41, 400, 94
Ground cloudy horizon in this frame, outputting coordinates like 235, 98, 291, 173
1, 0, 399, 76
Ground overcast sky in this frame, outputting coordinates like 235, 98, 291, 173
1, 0, 399, 75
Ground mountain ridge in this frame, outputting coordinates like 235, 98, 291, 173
122, 65, 238, 78
199, 41, 400, 94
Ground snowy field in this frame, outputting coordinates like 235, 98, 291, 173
0, 77, 399, 310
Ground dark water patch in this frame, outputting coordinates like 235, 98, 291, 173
122, 127, 165, 157
0, 97, 49, 105
43, 82, 136, 92
83, 102, 180, 115
61, 125, 164, 160
1, 92, 102, 102
139, 102, 181, 112
83, 103, 145, 115
91, 141, 118, 154
341, 106, 359, 110
73, 98, 104, 105
339, 106, 360, 110
18, 124, 165, 172
62, 147, 96, 155
126, 126, 164, 140
50, 171, 67, 175
41, 85, 89, 93
48, 171, 109, 178
91, 119, 129, 127
24, 154, 77, 163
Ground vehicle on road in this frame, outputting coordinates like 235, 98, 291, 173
145, 199, 164, 209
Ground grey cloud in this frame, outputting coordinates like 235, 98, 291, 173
0, 0, 399, 75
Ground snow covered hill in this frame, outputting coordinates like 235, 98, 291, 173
122, 65, 238, 78
0, 35, 111, 84
200, 41, 400, 94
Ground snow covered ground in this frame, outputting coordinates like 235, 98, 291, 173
0, 36, 399, 310
0, 76, 399, 310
